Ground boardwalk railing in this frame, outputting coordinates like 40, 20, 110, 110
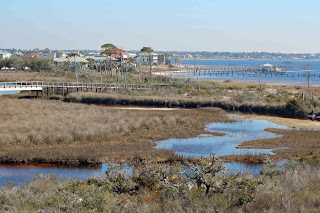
0, 81, 173, 96
0, 81, 172, 89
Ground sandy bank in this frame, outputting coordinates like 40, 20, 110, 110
237, 114, 320, 130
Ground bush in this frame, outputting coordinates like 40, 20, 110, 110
285, 99, 306, 118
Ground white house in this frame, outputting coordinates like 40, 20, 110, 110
136, 52, 166, 66
0, 50, 12, 59
12, 51, 23, 56
54, 56, 88, 69
84, 55, 108, 64
38, 52, 56, 60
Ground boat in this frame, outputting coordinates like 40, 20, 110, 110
260, 64, 284, 73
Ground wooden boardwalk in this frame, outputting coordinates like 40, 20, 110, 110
0, 81, 172, 96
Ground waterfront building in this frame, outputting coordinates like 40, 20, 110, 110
136, 52, 166, 66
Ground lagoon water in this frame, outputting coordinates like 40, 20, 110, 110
173, 59, 320, 86
0, 115, 294, 185
0, 161, 268, 186
0, 164, 110, 186
156, 115, 291, 157
0, 90, 21, 96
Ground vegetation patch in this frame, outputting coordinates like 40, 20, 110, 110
2, 156, 320, 212
220, 154, 270, 164
0, 97, 229, 164
237, 128, 320, 161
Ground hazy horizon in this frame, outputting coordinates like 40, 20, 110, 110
3, 49, 320, 55
1, 0, 320, 53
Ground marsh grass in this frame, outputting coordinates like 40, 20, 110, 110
0, 98, 229, 163
220, 154, 269, 164
238, 128, 320, 161
245, 163, 320, 212
65, 92, 289, 116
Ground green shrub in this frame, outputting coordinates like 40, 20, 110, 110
285, 99, 306, 118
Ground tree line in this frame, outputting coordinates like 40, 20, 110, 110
0, 56, 55, 72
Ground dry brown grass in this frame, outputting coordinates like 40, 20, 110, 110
220, 154, 269, 164
0, 72, 38, 82
0, 97, 229, 164
65, 92, 290, 118
0, 71, 66, 82
245, 164, 320, 212
237, 128, 320, 161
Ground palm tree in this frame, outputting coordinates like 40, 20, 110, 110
67, 52, 80, 82
127, 57, 137, 66
101, 43, 117, 77
99, 61, 105, 83
140, 47, 154, 77
86, 58, 95, 70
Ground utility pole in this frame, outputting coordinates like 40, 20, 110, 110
301, 64, 311, 93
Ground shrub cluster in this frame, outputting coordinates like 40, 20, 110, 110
65, 92, 291, 117
2, 158, 320, 212
0, 154, 261, 212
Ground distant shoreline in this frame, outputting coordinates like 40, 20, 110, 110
179, 58, 320, 61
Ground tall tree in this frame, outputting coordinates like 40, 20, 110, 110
63, 61, 72, 81
140, 47, 154, 77
101, 43, 117, 77
67, 52, 80, 83
86, 58, 95, 69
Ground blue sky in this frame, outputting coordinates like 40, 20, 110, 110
0, 0, 320, 52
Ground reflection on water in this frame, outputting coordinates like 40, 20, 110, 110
226, 161, 290, 177
0, 163, 109, 186
0, 161, 287, 186
156, 115, 292, 157
0, 163, 135, 186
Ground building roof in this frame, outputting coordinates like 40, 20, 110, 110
85, 55, 107, 61
138, 52, 159, 56
25, 52, 40, 56
54, 56, 88, 63
0, 50, 12, 55
100, 48, 127, 54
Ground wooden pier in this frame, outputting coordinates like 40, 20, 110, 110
0, 81, 172, 96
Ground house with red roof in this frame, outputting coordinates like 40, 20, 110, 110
99, 48, 129, 61
25, 52, 40, 57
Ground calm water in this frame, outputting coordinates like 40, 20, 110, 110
0, 164, 110, 185
0, 161, 272, 186
156, 115, 292, 157
0, 82, 27, 96
0, 115, 298, 186
0, 90, 21, 96
173, 59, 320, 86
